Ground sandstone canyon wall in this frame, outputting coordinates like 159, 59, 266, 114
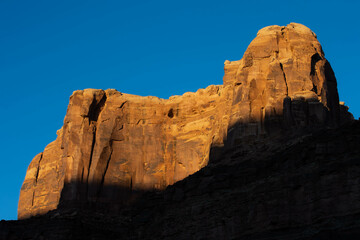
18, 23, 349, 219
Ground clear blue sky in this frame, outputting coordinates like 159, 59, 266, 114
1, 0, 359, 220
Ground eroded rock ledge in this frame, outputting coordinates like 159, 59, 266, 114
18, 23, 352, 219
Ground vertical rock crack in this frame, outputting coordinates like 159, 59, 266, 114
32, 152, 43, 207
279, 62, 289, 96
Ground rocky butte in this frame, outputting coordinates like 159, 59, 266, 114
4, 22, 358, 239
18, 23, 351, 219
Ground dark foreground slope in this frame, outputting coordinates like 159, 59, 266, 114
2, 120, 360, 240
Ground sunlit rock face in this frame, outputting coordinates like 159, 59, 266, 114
224, 23, 341, 132
18, 23, 348, 219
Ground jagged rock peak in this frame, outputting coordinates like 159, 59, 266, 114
18, 23, 352, 220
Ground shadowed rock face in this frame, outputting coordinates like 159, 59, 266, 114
18, 23, 350, 219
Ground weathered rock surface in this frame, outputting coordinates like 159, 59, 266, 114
18, 23, 352, 220
3, 121, 360, 239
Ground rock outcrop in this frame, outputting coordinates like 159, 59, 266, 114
18, 23, 351, 220
4, 119, 360, 240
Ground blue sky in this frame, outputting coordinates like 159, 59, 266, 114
1, 0, 359, 220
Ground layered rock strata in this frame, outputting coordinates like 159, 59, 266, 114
18, 23, 349, 219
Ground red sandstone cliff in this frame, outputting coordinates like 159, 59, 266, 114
18, 23, 350, 219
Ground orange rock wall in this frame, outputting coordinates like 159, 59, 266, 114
18, 23, 342, 219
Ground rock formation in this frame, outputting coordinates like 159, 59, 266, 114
3, 119, 360, 240
18, 23, 351, 220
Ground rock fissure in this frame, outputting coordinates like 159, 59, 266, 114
279, 62, 289, 96
98, 144, 113, 197
34, 152, 43, 185
118, 101, 127, 109
88, 93, 107, 123
85, 93, 107, 195
86, 129, 97, 186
